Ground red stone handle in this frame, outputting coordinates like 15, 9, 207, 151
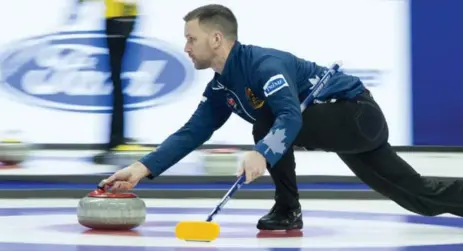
86, 180, 138, 198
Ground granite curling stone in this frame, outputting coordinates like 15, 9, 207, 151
92, 144, 156, 166
203, 148, 240, 175
0, 139, 32, 165
77, 189, 147, 230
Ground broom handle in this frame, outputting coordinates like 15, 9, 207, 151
206, 175, 246, 222
300, 62, 341, 111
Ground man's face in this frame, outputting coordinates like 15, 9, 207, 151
184, 19, 215, 70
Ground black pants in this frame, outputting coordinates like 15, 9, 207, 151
253, 90, 463, 216
105, 16, 136, 148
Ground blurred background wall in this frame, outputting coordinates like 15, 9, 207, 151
0, 0, 461, 177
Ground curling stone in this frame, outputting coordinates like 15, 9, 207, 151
202, 148, 240, 175
92, 144, 155, 166
77, 184, 146, 230
0, 139, 32, 165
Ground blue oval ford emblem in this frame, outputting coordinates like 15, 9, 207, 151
0, 31, 194, 113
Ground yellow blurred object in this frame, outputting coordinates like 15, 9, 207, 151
105, 0, 138, 18
175, 221, 220, 242
79, 0, 138, 18
1, 139, 21, 143
111, 144, 155, 152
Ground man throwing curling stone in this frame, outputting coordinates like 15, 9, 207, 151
104, 4, 463, 231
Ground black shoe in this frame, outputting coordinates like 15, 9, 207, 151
257, 203, 303, 230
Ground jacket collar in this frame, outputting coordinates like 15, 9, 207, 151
214, 40, 241, 87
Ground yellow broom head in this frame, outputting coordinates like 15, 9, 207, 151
175, 221, 220, 242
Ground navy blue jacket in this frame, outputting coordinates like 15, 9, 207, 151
139, 41, 365, 178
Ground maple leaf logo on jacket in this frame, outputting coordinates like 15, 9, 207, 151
262, 128, 287, 155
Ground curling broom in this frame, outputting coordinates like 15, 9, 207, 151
175, 62, 342, 242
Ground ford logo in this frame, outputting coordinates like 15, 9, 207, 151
0, 31, 194, 113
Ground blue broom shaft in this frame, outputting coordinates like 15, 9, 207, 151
206, 175, 245, 221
